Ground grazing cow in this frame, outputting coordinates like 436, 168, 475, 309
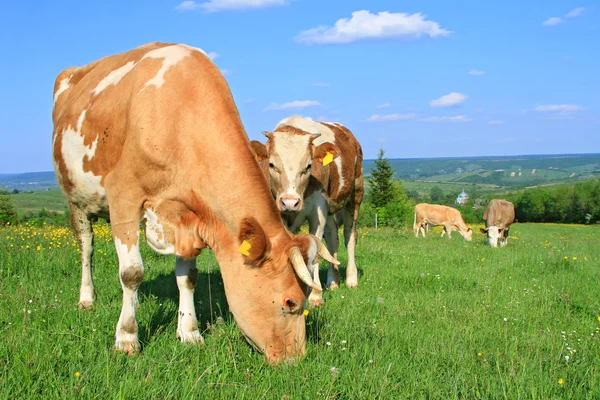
480, 199, 515, 247
414, 203, 473, 241
250, 116, 364, 307
52, 42, 338, 364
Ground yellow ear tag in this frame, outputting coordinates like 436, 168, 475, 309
239, 240, 252, 256
322, 152, 334, 166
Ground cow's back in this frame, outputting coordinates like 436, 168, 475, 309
484, 199, 515, 228
52, 42, 229, 214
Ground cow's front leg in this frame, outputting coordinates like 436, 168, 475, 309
113, 223, 144, 355
325, 215, 340, 290
175, 256, 204, 344
307, 199, 327, 307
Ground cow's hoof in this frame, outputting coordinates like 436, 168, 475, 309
78, 300, 94, 309
309, 297, 324, 308
345, 279, 358, 289
177, 329, 205, 344
114, 340, 140, 356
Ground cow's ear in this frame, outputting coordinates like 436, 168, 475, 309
250, 141, 268, 162
497, 228, 502, 233
238, 217, 270, 265
479, 227, 488, 234
313, 143, 339, 164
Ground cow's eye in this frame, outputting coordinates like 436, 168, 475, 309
269, 163, 274, 168
303, 164, 312, 174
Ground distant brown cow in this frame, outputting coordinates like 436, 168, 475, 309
480, 199, 515, 247
414, 203, 473, 241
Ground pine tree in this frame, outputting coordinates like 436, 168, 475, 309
0, 188, 19, 225
368, 148, 395, 209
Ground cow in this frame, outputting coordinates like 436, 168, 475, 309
480, 199, 515, 247
250, 116, 364, 307
413, 203, 473, 241
51, 42, 339, 364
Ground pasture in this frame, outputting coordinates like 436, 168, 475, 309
1, 222, 599, 398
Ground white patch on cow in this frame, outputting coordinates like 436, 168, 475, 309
91, 61, 136, 97
143, 209, 175, 255
179, 43, 208, 57
60, 109, 106, 209
487, 225, 501, 248
54, 76, 71, 103
139, 45, 192, 92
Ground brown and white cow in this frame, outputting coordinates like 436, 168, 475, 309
480, 199, 515, 247
250, 116, 364, 307
414, 203, 473, 241
52, 42, 338, 364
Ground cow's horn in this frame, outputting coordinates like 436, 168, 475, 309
289, 247, 320, 290
311, 235, 340, 265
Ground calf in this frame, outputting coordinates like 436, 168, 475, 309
414, 203, 473, 241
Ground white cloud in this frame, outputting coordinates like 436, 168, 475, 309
295, 10, 451, 44
430, 92, 468, 108
174, 0, 286, 12
206, 51, 219, 60
488, 119, 505, 125
420, 115, 472, 123
535, 104, 582, 112
376, 137, 388, 143
264, 100, 322, 111
565, 8, 585, 18
366, 113, 416, 122
543, 17, 564, 26
376, 103, 391, 109
312, 82, 330, 87
469, 69, 486, 76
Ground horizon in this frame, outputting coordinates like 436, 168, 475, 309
1, 1, 598, 173
2, 152, 599, 175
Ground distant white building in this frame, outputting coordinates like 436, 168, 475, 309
456, 189, 469, 205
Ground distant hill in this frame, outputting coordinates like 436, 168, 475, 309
0, 171, 58, 191
2, 153, 599, 194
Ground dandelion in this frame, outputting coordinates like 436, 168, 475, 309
564, 256, 568, 260
477, 352, 483, 357
572, 257, 577, 261
75, 372, 81, 378
341, 340, 347, 345
303, 309, 309, 316
329, 367, 338, 377
558, 378, 564, 385
326, 342, 331, 346
503, 317, 508, 322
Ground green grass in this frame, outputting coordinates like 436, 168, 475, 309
1, 222, 599, 398
10, 189, 68, 216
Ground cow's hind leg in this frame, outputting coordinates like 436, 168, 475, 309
325, 215, 340, 290
112, 221, 144, 355
175, 256, 203, 343
70, 204, 95, 309
343, 203, 359, 288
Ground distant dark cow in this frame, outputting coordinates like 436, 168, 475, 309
480, 199, 515, 247
413, 203, 473, 241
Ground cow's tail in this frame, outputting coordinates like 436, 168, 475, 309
413, 211, 416, 228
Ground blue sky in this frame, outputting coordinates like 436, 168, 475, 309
0, 0, 598, 173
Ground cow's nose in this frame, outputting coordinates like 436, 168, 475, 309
280, 196, 301, 211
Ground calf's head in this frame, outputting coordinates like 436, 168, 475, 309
251, 127, 339, 212
231, 218, 338, 364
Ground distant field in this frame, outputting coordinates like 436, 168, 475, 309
10, 189, 68, 216
1, 222, 598, 398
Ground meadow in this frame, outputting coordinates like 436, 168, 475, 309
1, 222, 599, 399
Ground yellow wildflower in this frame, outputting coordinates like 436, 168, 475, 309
303, 309, 309, 316
477, 352, 483, 357
572, 257, 577, 261
558, 378, 564, 385
564, 256, 568, 260
75, 372, 81, 378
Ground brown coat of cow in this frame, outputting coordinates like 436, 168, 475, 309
414, 203, 473, 241
52, 42, 337, 364
480, 199, 515, 247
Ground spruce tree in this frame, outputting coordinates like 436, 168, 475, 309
0, 188, 19, 225
368, 148, 395, 209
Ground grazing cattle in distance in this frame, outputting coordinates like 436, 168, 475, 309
414, 203, 473, 241
52, 42, 338, 364
250, 116, 364, 307
480, 199, 515, 247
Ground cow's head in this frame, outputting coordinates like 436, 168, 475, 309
480, 226, 502, 247
251, 127, 339, 212
462, 227, 473, 241
231, 217, 338, 364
